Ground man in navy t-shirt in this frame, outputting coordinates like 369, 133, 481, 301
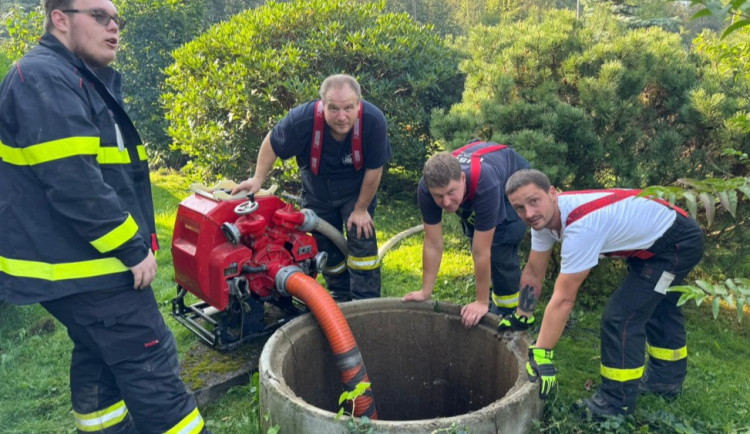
233, 74, 391, 300
403, 141, 531, 328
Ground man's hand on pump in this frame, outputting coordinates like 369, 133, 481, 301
231, 177, 263, 196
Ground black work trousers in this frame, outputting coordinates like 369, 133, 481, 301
42, 286, 201, 434
464, 213, 527, 316
598, 213, 704, 410
301, 171, 380, 300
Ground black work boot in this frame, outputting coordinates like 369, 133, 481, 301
575, 391, 633, 420
639, 372, 682, 399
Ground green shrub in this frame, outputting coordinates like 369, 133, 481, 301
0, 51, 12, 78
163, 0, 462, 186
431, 8, 703, 190
0, 5, 43, 61
117, 0, 207, 167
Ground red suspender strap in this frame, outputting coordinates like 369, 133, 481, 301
352, 101, 363, 171
563, 189, 641, 226
563, 189, 689, 259
563, 189, 688, 226
451, 142, 507, 201
310, 100, 363, 175
652, 197, 688, 217
310, 100, 325, 175
451, 140, 483, 155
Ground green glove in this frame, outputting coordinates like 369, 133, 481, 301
526, 346, 557, 399
498, 312, 535, 331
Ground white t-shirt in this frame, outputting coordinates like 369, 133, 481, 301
531, 191, 677, 274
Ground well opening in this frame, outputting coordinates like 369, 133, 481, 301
260, 298, 542, 433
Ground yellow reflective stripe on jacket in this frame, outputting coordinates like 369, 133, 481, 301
97, 147, 130, 164
0, 256, 128, 280
323, 259, 347, 275
492, 292, 519, 308
74, 400, 129, 432
165, 407, 205, 434
137, 145, 147, 161
90, 214, 139, 253
0, 137, 99, 166
647, 343, 687, 361
600, 364, 644, 382
347, 254, 380, 271
97, 145, 148, 164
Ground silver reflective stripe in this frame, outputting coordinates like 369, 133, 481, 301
74, 401, 128, 431
347, 255, 380, 271
324, 260, 347, 275
115, 123, 125, 151
492, 292, 519, 307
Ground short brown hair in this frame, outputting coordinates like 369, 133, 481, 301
505, 169, 551, 196
44, 0, 74, 32
319, 74, 361, 102
423, 152, 462, 189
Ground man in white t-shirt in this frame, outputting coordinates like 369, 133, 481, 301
505, 169, 704, 418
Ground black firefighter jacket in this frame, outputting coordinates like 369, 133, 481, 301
0, 34, 158, 305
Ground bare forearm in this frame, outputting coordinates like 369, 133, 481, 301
535, 296, 574, 348
534, 270, 588, 349
354, 167, 382, 212
517, 249, 550, 316
472, 249, 491, 305
253, 132, 278, 182
517, 280, 543, 316
421, 225, 443, 296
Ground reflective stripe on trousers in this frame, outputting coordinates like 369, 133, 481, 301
491, 291, 518, 309
41, 287, 203, 434
598, 214, 702, 409
302, 176, 381, 299
164, 407, 205, 434
347, 254, 380, 271
74, 400, 129, 432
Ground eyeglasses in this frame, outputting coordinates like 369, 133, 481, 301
61, 9, 126, 29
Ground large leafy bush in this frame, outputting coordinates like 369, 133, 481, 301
117, 0, 207, 167
163, 0, 462, 185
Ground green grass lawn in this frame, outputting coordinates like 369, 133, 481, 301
1, 170, 749, 433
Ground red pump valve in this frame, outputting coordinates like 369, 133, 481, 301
273, 203, 306, 229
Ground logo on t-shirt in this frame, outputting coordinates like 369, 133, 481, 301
342, 153, 353, 166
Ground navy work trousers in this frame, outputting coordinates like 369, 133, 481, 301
42, 286, 199, 434
301, 170, 380, 300
465, 215, 527, 315
598, 213, 704, 410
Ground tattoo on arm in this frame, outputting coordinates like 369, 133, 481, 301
519, 284, 538, 312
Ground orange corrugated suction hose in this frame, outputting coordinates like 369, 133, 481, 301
283, 271, 378, 420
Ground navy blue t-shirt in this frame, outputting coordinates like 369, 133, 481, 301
270, 100, 391, 180
418, 144, 530, 231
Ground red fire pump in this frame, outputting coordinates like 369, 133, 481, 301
171, 191, 326, 351
171, 188, 380, 418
